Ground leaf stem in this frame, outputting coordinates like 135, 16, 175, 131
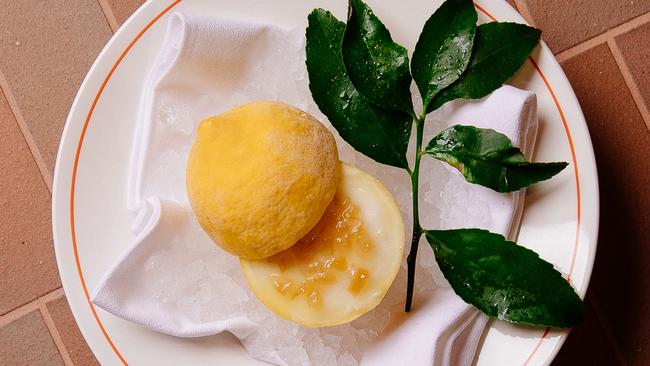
405, 115, 425, 312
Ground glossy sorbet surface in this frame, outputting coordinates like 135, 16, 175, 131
241, 163, 405, 327
266, 192, 374, 307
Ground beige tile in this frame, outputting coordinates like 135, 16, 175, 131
0, 91, 60, 314
47, 296, 99, 366
523, 0, 650, 52
561, 44, 650, 365
0, 0, 112, 174
106, 0, 146, 26
0, 310, 64, 366
616, 21, 650, 116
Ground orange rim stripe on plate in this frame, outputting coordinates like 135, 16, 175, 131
69, 1, 582, 365
473, 3, 583, 364
69, 1, 182, 365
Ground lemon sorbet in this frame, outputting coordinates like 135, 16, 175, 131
241, 163, 404, 327
187, 101, 404, 326
187, 101, 338, 259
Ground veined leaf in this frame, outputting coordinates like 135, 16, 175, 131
411, 0, 477, 111
343, 0, 413, 113
424, 125, 567, 192
428, 22, 541, 112
426, 229, 583, 328
306, 9, 412, 168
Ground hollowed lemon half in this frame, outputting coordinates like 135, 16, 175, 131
241, 163, 405, 327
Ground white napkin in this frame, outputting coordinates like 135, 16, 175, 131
91, 13, 537, 366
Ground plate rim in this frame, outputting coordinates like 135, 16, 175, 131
51, 0, 600, 365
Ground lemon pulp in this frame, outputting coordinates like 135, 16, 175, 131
241, 163, 404, 327
266, 192, 374, 306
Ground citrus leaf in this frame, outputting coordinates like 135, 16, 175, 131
424, 125, 567, 192
426, 229, 583, 328
306, 9, 412, 169
428, 22, 541, 112
411, 0, 477, 111
342, 0, 413, 113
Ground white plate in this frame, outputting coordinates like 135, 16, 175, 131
52, 0, 599, 365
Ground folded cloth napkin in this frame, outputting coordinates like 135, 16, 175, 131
91, 13, 537, 366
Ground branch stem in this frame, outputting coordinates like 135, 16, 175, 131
405, 115, 425, 312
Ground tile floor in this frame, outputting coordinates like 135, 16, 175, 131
0, 0, 648, 365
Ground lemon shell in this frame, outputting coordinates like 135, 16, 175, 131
241, 163, 405, 327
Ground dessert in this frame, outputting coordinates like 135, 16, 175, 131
187, 100, 339, 259
187, 100, 404, 326
241, 163, 404, 327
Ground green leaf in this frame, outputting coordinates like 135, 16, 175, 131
426, 229, 583, 328
424, 125, 567, 192
306, 9, 412, 168
411, 0, 477, 111
428, 22, 542, 112
343, 0, 413, 113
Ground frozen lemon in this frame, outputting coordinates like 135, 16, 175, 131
241, 163, 405, 327
186, 101, 338, 259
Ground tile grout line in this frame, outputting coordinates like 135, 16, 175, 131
0, 287, 64, 328
607, 39, 650, 132
40, 304, 75, 366
96, 0, 120, 33
0, 70, 53, 193
555, 10, 650, 62
555, 35, 607, 63
588, 294, 630, 366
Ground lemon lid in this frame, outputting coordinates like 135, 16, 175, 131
186, 101, 338, 259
